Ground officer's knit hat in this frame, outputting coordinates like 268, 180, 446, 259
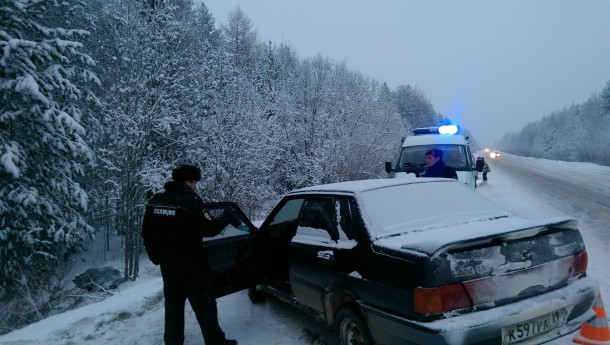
172, 164, 201, 182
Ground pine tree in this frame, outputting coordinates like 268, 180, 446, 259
0, 0, 98, 314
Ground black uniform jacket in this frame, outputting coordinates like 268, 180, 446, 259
422, 160, 458, 179
141, 181, 231, 286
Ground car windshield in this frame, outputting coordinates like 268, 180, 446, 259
359, 182, 507, 238
398, 144, 470, 171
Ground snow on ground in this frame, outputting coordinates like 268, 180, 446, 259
0, 155, 608, 345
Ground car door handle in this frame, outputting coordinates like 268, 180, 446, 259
316, 251, 334, 265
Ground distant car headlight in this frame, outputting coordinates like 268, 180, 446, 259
490, 152, 497, 159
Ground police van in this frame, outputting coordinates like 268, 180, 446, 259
385, 125, 483, 189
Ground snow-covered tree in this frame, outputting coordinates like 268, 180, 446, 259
499, 92, 609, 165
196, 77, 283, 218
393, 84, 439, 129
0, 0, 98, 323
601, 80, 610, 112
222, 6, 258, 72
272, 55, 404, 188
81, 0, 214, 281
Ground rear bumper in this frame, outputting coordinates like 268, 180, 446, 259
359, 276, 598, 345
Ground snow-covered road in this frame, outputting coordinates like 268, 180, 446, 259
489, 153, 610, 242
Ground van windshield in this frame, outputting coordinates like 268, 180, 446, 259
397, 145, 470, 172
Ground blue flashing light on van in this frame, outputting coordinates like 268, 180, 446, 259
438, 125, 459, 135
412, 125, 460, 136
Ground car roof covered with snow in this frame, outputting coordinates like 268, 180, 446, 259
286, 178, 576, 257
287, 177, 451, 195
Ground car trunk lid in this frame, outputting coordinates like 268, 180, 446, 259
375, 216, 575, 256
376, 216, 587, 312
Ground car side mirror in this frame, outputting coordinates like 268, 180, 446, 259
475, 158, 485, 172
385, 162, 394, 174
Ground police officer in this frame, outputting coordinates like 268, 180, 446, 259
142, 164, 239, 345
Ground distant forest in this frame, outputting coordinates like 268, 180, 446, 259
1, 0, 448, 332
498, 81, 610, 166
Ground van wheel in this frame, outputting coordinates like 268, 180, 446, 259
247, 286, 267, 303
335, 307, 374, 345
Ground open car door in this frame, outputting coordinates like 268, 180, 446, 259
201, 202, 261, 298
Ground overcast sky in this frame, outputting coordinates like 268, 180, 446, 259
203, 0, 610, 145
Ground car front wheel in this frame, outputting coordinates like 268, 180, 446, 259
335, 307, 374, 345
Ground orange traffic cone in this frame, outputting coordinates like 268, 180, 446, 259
573, 292, 610, 345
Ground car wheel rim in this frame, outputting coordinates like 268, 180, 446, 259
340, 318, 365, 345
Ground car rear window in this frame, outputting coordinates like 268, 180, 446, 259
359, 181, 507, 238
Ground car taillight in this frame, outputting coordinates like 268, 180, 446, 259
414, 251, 587, 315
571, 251, 587, 277
414, 283, 472, 314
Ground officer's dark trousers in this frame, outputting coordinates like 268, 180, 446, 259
163, 281, 226, 345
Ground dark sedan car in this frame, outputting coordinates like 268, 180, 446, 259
199, 178, 598, 345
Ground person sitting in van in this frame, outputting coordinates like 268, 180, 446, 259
421, 149, 458, 179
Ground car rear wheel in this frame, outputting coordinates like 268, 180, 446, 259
336, 307, 374, 345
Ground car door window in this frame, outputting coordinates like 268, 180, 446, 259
269, 198, 304, 226
295, 198, 336, 243
200, 204, 253, 241
266, 198, 304, 238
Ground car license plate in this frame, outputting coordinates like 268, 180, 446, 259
502, 309, 566, 345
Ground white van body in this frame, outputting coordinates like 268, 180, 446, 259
388, 127, 479, 189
